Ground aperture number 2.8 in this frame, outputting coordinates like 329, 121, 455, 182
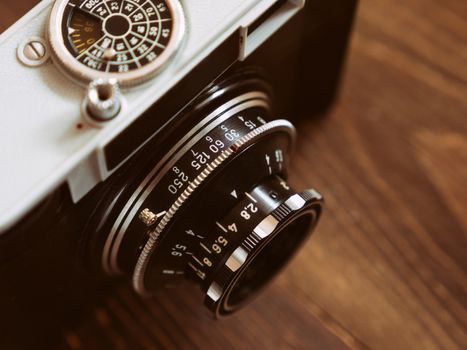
241, 202, 258, 220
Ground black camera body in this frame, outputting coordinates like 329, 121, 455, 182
0, 1, 357, 348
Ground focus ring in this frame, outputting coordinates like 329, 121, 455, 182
103, 93, 271, 275
132, 119, 296, 294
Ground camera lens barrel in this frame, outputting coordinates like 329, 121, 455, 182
193, 176, 322, 316
89, 81, 323, 316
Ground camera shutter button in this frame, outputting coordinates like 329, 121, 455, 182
83, 79, 122, 125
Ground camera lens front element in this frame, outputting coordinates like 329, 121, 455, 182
192, 177, 322, 316
94, 90, 323, 316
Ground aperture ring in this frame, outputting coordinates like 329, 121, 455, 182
132, 119, 296, 295
103, 92, 270, 275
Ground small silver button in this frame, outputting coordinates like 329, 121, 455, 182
83, 79, 122, 124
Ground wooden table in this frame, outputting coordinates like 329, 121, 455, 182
4, 0, 467, 349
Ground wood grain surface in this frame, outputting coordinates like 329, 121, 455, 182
4, 0, 467, 349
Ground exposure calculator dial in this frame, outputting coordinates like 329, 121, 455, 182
48, 0, 185, 86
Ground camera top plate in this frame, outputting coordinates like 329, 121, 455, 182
0, 0, 304, 233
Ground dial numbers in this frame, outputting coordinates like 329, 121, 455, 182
68, 9, 103, 54
134, 108, 291, 288
62, 0, 175, 75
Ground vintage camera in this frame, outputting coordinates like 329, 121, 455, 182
0, 0, 356, 348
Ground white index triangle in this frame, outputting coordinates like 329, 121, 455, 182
68, 27, 76, 35
231, 190, 238, 199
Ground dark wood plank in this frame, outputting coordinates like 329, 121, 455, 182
58, 285, 354, 350
0, 1, 40, 33
284, 0, 467, 348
